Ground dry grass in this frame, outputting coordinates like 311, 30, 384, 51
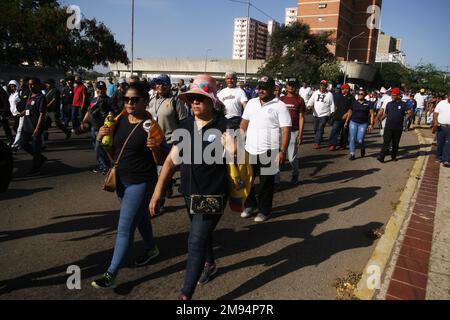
333, 271, 362, 300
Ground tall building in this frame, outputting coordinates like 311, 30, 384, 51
232, 17, 279, 60
297, 0, 383, 64
266, 20, 281, 60
285, 7, 298, 26
376, 31, 405, 65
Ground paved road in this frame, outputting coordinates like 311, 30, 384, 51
0, 116, 420, 300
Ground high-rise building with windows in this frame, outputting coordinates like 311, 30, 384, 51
285, 7, 298, 26
297, 0, 383, 64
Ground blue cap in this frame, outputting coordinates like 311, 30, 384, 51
154, 74, 171, 86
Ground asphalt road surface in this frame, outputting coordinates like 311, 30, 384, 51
0, 116, 421, 300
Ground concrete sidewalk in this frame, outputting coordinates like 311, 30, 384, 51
376, 129, 450, 300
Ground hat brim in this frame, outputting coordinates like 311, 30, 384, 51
178, 89, 214, 104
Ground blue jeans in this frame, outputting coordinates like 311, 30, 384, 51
349, 121, 368, 155
437, 126, 450, 163
181, 195, 222, 298
91, 128, 111, 171
62, 104, 72, 128
415, 108, 424, 126
71, 107, 82, 129
107, 179, 157, 276
313, 116, 329, 144
328, 119, 347, 147
18, 131, 44, 168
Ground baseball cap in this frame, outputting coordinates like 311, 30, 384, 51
320, 80, 328, 85
420, 88, 426, 93
154, 74, 171, 86
96, 81, 107, 89
118, 78, 126, 85
341, 84, 350, 90
286, 77, 299, 86
391, 88, 401, 95
257, 76, 275, 88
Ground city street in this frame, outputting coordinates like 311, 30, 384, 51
0, 116, 420, 300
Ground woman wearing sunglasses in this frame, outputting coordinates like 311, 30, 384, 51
345, 88, 375, 160
91, 83, 162, 289
149, 75, 231, 300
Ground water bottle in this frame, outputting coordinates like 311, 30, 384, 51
101, 112, 116, 149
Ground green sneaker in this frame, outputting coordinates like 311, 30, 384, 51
134, 246, 160, 266
91, 272, 116, 289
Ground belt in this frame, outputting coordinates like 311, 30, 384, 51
440, 124, 450, 128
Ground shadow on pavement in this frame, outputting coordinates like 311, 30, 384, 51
217, 221, 383, 300
0, 187, 53, 201
300, 168, 381, 185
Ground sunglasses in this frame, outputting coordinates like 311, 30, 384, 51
187, 94, 206, 104
124, 96, 143, 105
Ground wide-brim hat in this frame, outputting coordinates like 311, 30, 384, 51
178, 75, 225, 111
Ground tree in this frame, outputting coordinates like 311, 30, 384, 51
0, 0, 129, 72
319, 62, 344, 84
258, 22, 335, 83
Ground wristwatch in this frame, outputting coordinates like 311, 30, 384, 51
279, 149, 286, 154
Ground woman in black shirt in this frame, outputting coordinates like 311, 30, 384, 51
345, 88, 375, 160
91, 83, 161, 289
149, 75, 231, 300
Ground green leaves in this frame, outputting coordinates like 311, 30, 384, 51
258, 22, 335, 83
0, 0, 129, 72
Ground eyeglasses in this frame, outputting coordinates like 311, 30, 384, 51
187, 94, 206, 104
124, 96, 143, 105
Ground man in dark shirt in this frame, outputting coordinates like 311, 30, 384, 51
81, 81, 112, 174
61, 79, 74, 129
377, 88, 412, 163
111, 78, 128, 115
19, 77, 47, 174
44, 79, 71, 139
329, 84, 354, 150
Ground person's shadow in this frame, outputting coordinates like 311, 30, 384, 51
217, 221, 383, 300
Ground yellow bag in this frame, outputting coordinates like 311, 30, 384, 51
227, 152, 254, 213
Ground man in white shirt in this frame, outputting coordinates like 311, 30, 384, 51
299, 82, 312, 102
307, 80, 335, 149
414, 89, 428, 127
217, 71, 248, 129
240, 76, 292, 223
433, 91, 450, 167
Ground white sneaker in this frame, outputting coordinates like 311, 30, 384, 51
254, 213, 270, 223
241, 208, 257, 219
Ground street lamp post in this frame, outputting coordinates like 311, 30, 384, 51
244, 0, 250, 83
343, 31, 365, 84
204, 49, 212, 73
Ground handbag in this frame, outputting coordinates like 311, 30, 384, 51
102, 120, 142, 192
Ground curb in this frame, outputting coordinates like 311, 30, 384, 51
353, 129, 432, 300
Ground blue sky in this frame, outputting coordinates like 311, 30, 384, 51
65, 0, 449, 70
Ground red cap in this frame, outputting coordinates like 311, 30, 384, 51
391, 88, 401, 95
341, 84, 350, 90
320, 80, 328, 85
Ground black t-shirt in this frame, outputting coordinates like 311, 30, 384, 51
61, 86, 74, 105
175, 116, 229, 196
45, 88, 61, 112
23, 93, 47, 133
385, 100, 408, 130
89, 95, 111, 130
334, 93, 354, 121
113, 115, 157, 185
350, 100, 372, 124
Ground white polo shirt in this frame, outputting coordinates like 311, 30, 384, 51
414, 93, 428, 109
217, 87, 248, 119
435, 99, 450, 125
242, 97, 292, 155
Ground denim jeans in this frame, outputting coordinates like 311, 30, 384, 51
71, 106, 82, 129
313, 116, 329, 144
415, 108, 424, 126
328, 119, 347, 147
62, 104, 72, 128
349, 121, 368, 154
181, 195, 222, 298
91, 128, 111, 171
18, 130, 44, 168
107, 179, 157, 276
437, 126, 450, 163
